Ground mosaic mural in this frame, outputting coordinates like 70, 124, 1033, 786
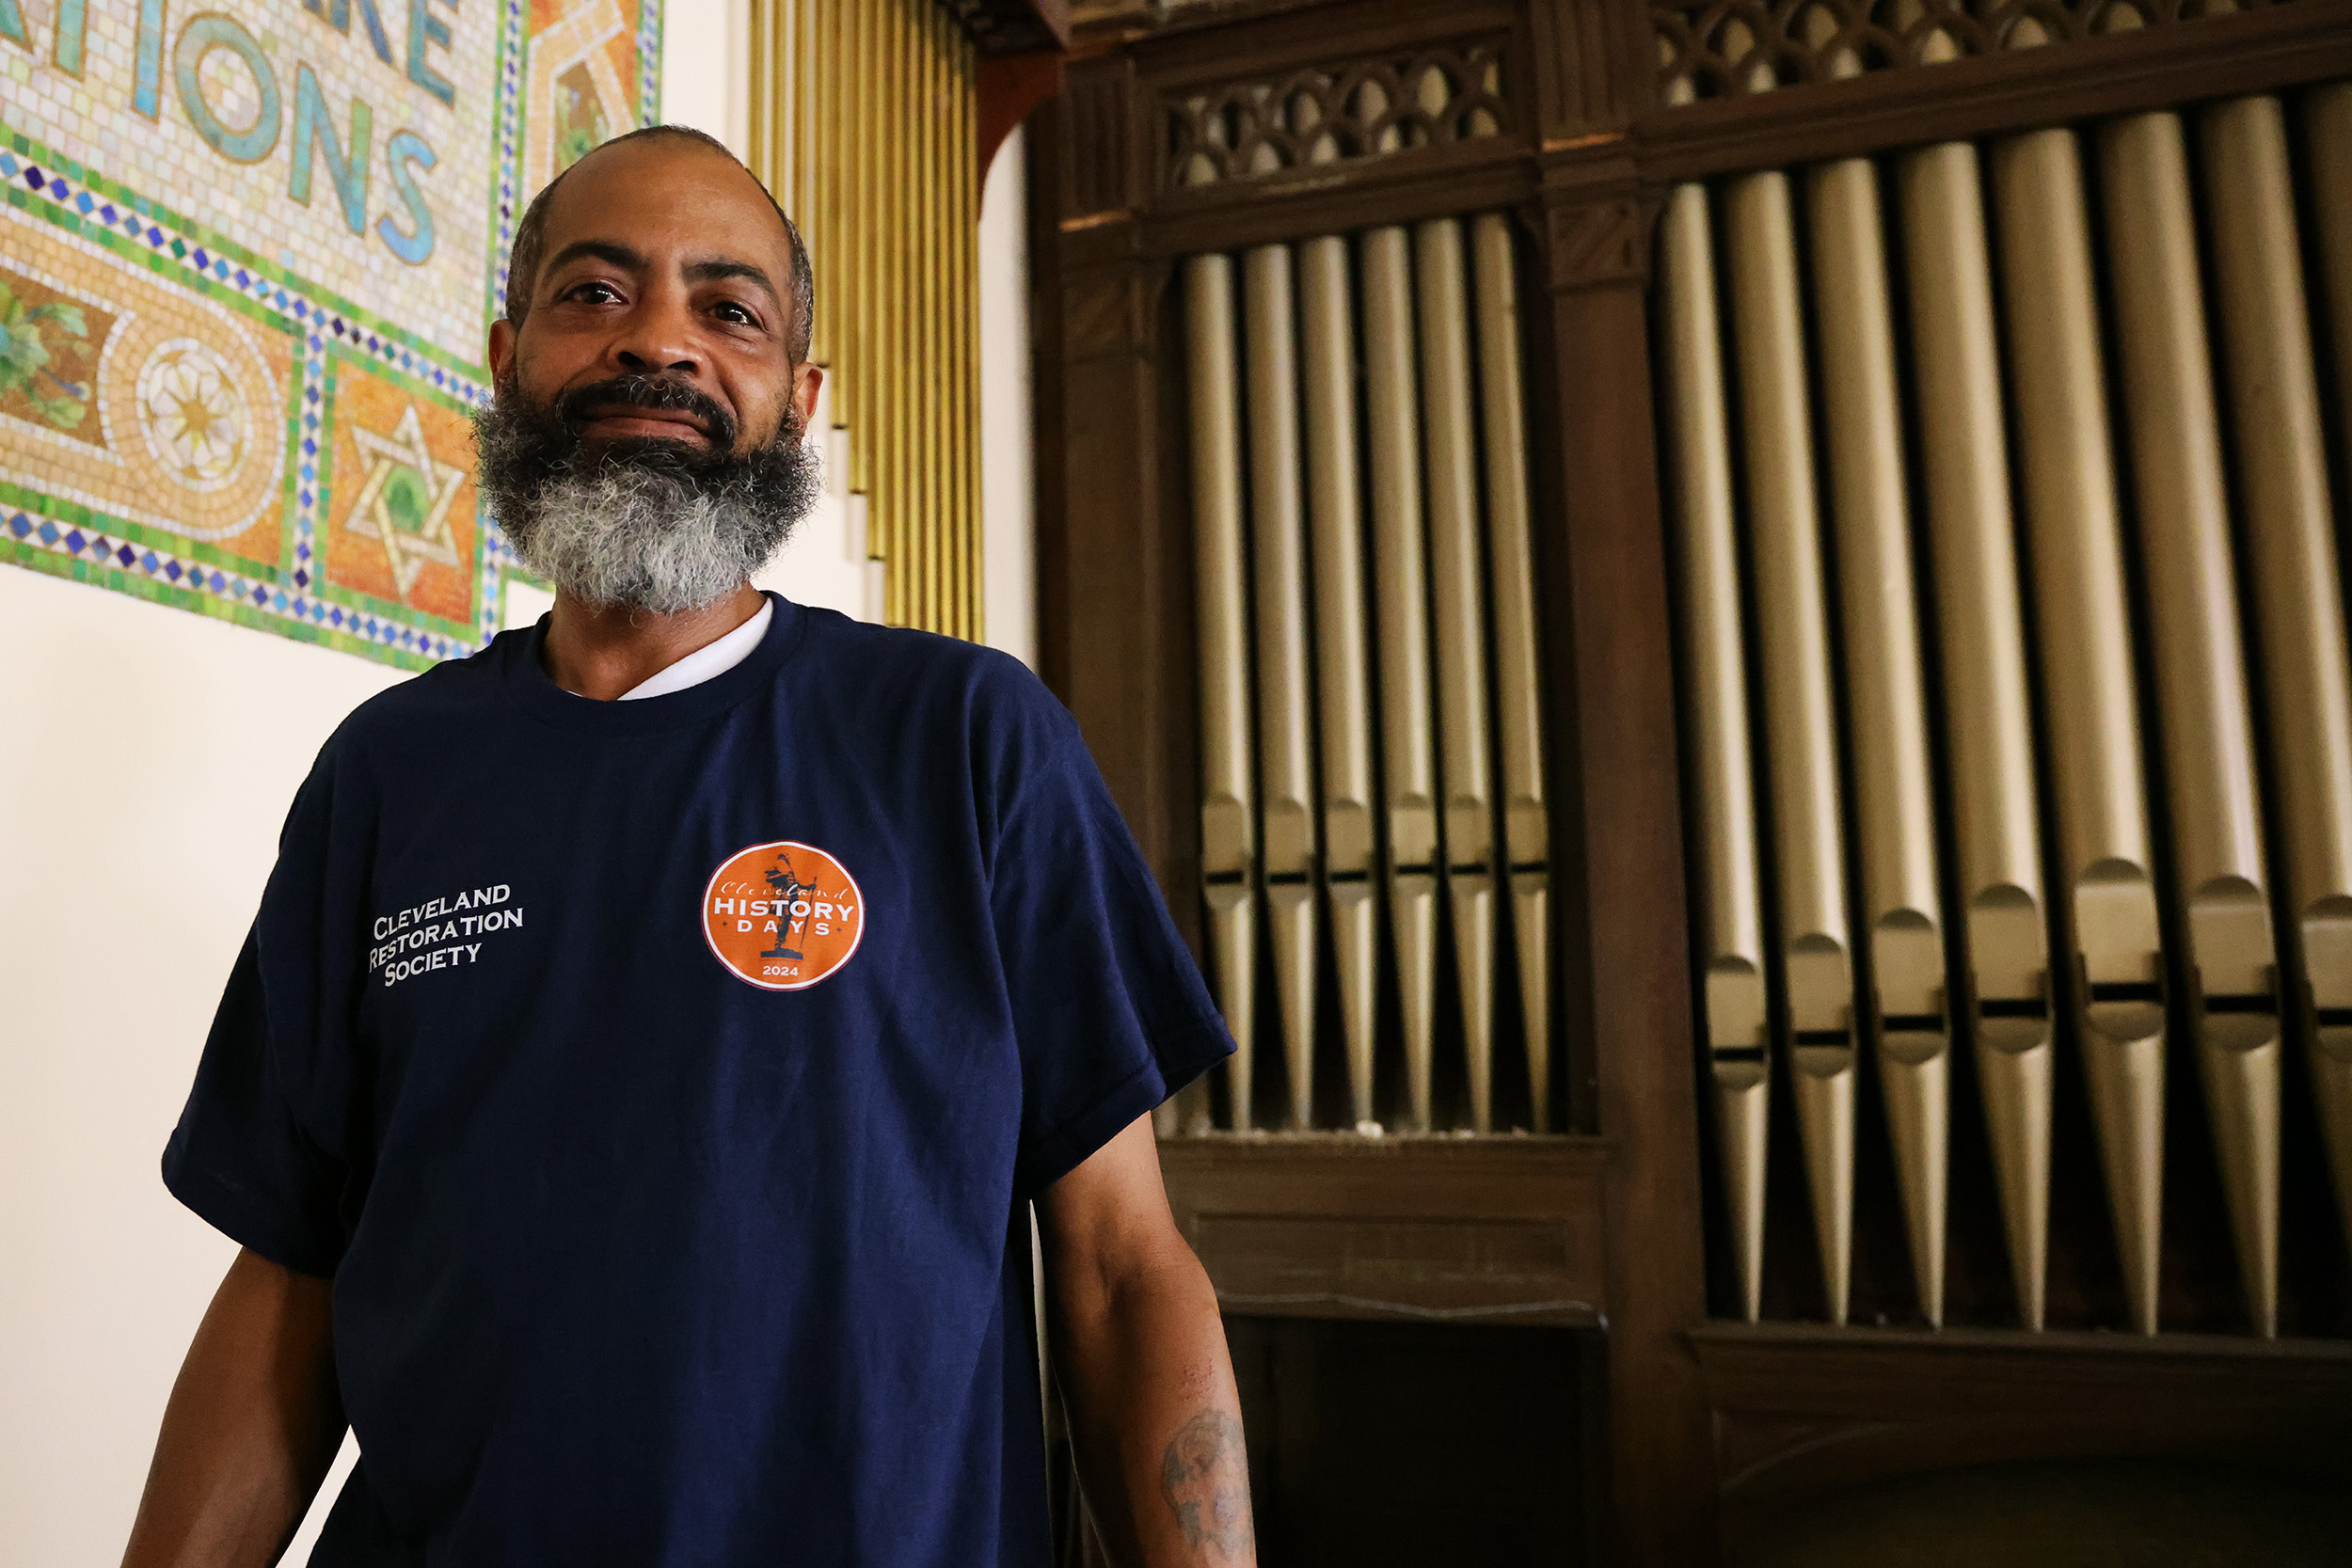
1, 0, 661, 666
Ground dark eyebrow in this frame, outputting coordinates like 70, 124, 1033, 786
685, 257, 781, 307
543, 239, 644, 277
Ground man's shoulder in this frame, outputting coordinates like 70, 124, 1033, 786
793, 605, 1066, 734
323, 629, 518, 754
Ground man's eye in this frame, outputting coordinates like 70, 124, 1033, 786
567, 281, 621, 304
715, 301, 758, 326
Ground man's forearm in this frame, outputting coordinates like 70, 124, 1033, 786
1053, 1245, 1254, 1568
121, 1248, 345, 1568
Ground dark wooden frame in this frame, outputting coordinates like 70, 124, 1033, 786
1030, 1, 2352, 1559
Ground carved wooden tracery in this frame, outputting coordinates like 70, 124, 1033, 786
1162, 37, 1513, 188
1652, 0, 2299, 102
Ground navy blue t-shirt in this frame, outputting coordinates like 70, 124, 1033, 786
163, 594, 1232, 1565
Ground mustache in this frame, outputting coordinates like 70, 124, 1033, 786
555, 374, 739, 452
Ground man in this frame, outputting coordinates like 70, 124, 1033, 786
123, 126, 1254, 1568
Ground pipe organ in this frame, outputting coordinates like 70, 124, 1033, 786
1037, 0, 2352, 1556
1175, 215, 1550, 1136
1663, 89, 2352, 1338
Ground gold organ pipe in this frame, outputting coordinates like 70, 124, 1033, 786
1299, 234, 1382, 1129
1994, 127, 2169, 1335
1725, 171, 1856, 1325
1661, 182, 1770, 1323
850, 0, 874, 496
888, 0, 911, 616
1416, 216, 1502, 1134
959, 41, 980, 635
1901, 140, 2054, 1331
2101, 111, 2281, 1337
2304, 81, 2352, 1244
818, 0, 841, 371
1244, 244, 1323, 1132
2203, 94, 2352, 1271
1363, 225, 1444, 1132
928, 1, 947, 628
1806, 154, 1949, 1327
749, 0, 780, 238
1183, 254, 1260, 1132
1471, 212, 1552, 1133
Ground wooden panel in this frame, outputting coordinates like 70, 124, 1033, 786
1691, 1322, 2352, 1521
1162, 1137, 1608, 1324
1227, 1316, 1596, 1566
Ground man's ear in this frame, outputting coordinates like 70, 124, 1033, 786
791, 362, 824, 431
487, 317, 516, 383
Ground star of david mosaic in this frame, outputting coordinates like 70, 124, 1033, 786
347, 405, 468, 601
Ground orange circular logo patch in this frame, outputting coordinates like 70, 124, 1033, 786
702, 841, 866, 990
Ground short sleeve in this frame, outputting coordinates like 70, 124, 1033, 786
162, 927, 349, 1276
163, 748, 367, 1278
992, 723, 1232, 1195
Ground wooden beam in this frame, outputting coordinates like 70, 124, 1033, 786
1537, 159, 1717, 1565
937, 0, 1070, 58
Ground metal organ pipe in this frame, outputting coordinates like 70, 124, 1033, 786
1363, 225, 1444, 1132
1805, 154, 1949, 1328
1243, 245, 1323, 1133
1299, 233, 1383, 1131
1416, 217, 1502, 1135
1901, 141, 2055, 1331
1471, 213, 1553, 1132
1993, 127, 2169, 1335
2101, 111, 2281, 1338
1183, 254, 1260, 1133
2202, 94, 2352, 1274
2303, 81, 2352, 1250
1661, 183, 1771, 1323
1725, 171, 1857, 1325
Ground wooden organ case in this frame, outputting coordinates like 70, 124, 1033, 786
1025, 0, 2352, 1561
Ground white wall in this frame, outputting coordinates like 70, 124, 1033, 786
0, 569, 405, 1566
979, 126, 1038, 671
0, 4, 1036, 1562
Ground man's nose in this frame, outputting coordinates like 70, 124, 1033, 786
607, 296, 700, 378
613, 341, 698, 377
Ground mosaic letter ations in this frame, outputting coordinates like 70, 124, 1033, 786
2, 0, 662, 666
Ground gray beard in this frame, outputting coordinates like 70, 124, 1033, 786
504, 463, 790, 616
473, 373, 822, 616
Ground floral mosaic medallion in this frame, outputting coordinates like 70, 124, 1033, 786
1, 0, 662, 668
135, 340, 252, 492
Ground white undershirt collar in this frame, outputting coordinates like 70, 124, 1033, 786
616, 598, 773, 701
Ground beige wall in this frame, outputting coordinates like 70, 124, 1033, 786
0, 3, 1033, 1560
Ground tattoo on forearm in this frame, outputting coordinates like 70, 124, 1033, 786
1159, 1409, 1254, 1561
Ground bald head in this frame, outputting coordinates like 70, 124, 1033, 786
505, 126, 814, 362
